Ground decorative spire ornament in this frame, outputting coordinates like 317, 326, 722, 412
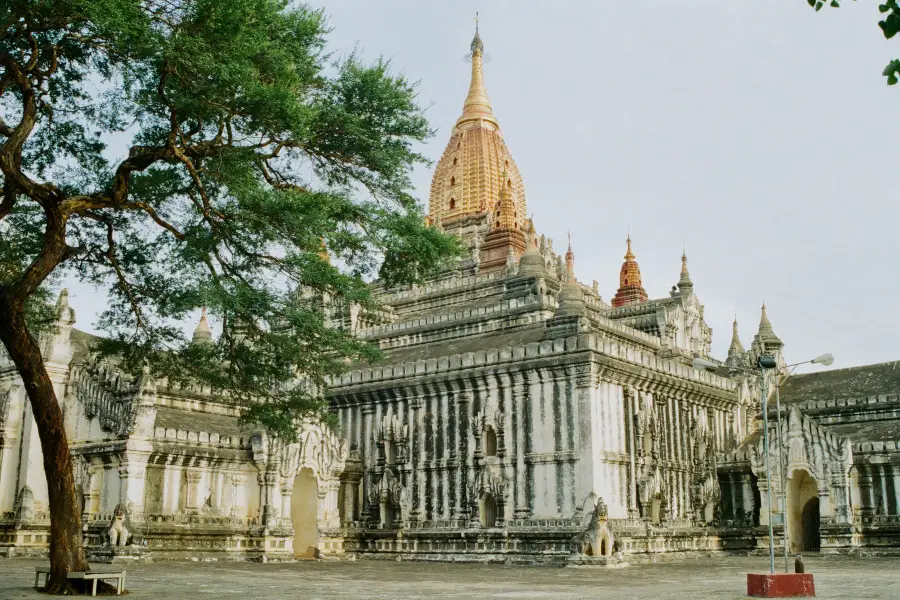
459, 13, 496, 128
612, 234, 648, 308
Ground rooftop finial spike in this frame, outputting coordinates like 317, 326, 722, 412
625, 233, 635, 261
459, 14, 493, 126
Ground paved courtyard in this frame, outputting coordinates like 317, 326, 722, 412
1, 555, 899, 599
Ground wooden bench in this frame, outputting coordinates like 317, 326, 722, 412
34, 566, 126, 596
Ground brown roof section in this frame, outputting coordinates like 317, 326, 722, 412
779, 361, 900, 405
154, 406, 246, 436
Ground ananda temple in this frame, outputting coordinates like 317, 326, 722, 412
2, 25, 900, 564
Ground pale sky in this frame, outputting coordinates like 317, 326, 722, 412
63, 1, 899, 373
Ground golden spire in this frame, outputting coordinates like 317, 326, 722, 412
624, 234, 635, 261
458, 14, 497, 128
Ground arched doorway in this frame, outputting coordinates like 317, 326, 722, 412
480, 494, 497, 528
787, 469, 819, 553
291, 468, 318, 558
802, 499, 821, 552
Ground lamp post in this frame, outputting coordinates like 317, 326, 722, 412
692, 355, 773, 571
757, 355, 777, 573
772, 353, 834, 573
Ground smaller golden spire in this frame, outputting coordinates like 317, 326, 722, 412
624, 234, 635, 261
495, 171, 516, 230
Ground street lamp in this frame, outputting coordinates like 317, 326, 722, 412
771, 353, 834, 573
756, 355, 778, 573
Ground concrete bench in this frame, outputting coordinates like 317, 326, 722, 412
35, 566, 126, 596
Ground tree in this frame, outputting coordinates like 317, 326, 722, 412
808, 0, 900, 84
0, 0, 457, 592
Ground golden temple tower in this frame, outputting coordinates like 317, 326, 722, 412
611, 235, 649, 308
428, 19, 527, 230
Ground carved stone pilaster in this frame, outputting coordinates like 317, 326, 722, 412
229, 473, 246, 517
453, 391, 471, 520
185, 470, 203, 514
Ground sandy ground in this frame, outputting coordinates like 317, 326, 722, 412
1, 554, 899, 599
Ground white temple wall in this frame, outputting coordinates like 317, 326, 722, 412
100, 467, 120, 513
587, 379, 628, 518
16, 399, 49, 512
0, 384, 26, 513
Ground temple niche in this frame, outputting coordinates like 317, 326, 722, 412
3, 21, 899, 566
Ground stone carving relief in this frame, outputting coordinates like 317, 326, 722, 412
691, 407, 711, 462
71, 361, 156, 438
637, 468, 668, 523
373, 414, 409, 465
278, 421, 351, 482
634, 394, 659, 458
692, 470, 721, 524
746, 405, 853, 524
664, 311, 679, 345
371, 467, 408, 527
472, 403, 505, 457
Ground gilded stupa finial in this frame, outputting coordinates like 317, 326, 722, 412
472, 12, 482, 53
625, 233, 635, 261
459, 15, 495, 128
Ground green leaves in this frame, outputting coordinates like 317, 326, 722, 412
805, 0, 900, 86
0, 0, 458, 440
883, 59, 900, 84
879, 1, 900, 38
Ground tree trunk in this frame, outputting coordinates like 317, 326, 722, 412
0, 295, 88, 594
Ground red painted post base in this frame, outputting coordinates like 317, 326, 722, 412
747, 573, 815, 598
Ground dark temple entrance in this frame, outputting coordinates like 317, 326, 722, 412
801, 498, 821, 552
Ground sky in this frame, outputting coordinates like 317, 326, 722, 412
63, 1, 899, 373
